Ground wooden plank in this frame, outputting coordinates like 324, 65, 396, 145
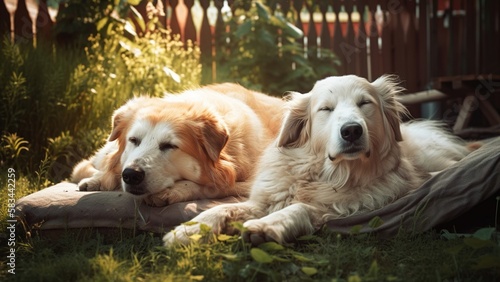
14, 0, 33, 43
184, 0, 197, 44
396, 89, 448, 105
381, 0, 394, 74
393, 9, 407, 83
417, 0, 428, 90
319, 1, 331, 50
405, 1, 418, 92
332, 2, 346, 74
478, 99, 500, 126
428, 0, 439, 80
35, 0, 53, 44
198, 0, 212, 54
447, 0, 456, 75
344, 2, 357, 74
168, 0, 181, 38
306, 3, 317, 49
464, 0, 478, 75
453, 95, 477, 134
356, 1, 368, 78
368, 3, 382, 79
1, 0, 11, 40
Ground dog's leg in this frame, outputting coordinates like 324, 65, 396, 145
145, 181, 251, 207
77, 170, 120, 191
71, 159, 98, 184
143, 181, 203, 206
163, 201, 264, 246
243, 203, 322, 245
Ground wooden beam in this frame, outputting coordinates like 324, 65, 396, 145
397, 89, 448, 105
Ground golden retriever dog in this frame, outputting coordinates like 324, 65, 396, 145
164, 75, 476, 246
71, 83, 284, 206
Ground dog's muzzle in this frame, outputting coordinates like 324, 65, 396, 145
329, 122, 369, 161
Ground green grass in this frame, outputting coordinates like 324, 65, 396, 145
1, 178, 499, 281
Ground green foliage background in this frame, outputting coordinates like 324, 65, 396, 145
0, 1, 201, 184
214, 1, 340, 95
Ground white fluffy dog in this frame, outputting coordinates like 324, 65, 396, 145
163, 75, 475, 246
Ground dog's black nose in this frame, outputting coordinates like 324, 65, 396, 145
341, 123, 363, 142
122, 167, 145, 185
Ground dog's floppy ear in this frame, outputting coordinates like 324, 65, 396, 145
200, 117, 229, 163
109, 110, 126, 141
371, 75, 407, 142
108, 97, 148, 141
277, 92, 311, 148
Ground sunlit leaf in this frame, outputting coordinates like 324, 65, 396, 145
218, 253, 240, 261
350, 224, 363, 235
463, 237, 495, 249
127, 0, 141, 5
124, 20, 137, 37
255, 1, 270, 21
283, 21, 303, 38
367, 260, 379, 278
230, 221, 247, 233
182, 221, 199, 226
119, 40, 142, 56
234, 21, 252, 38
258, 241, 284, 251
163, 67, 181, 83
96, 17, 108, 31
190, 275, 204, 281
348, 274, 362, 282
293, 253, 313, 262
472, 255, 500, 270
189, 234, 202, 242
472, 227, 495, 240
368, 216, 384, 229
301, 267, 318, 276
199, 223, 211, 233
217, 234, 233, 241
250, 248, 273, 263
129, 6, 146, 33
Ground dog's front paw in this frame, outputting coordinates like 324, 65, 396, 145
163, 223, 203, 246
243, 219, 285, 245
144, 181, 203, 206
78, 178, 101, 191
143, 192, 170, 207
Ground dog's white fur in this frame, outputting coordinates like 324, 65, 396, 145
71, 83, 284, 206
164, 75, 475, 246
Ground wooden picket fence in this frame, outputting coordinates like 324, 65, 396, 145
1, 0, 500, 126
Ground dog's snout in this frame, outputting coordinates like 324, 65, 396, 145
341, 123, 363, 142
122, 167, 145, 185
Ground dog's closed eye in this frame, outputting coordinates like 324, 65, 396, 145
318, 106, 334, 112
358, 100, 372, 107
159, 142, 178, 151
128, 137, 141, 146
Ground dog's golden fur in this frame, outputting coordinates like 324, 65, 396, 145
71, 83, 284, 206
164, 75, 477, 246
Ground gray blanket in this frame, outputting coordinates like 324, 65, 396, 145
16, 138, 500, 237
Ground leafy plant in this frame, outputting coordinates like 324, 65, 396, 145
0, 29, 200, 184
215, 1, 340, 95
0, 133, 29, 170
